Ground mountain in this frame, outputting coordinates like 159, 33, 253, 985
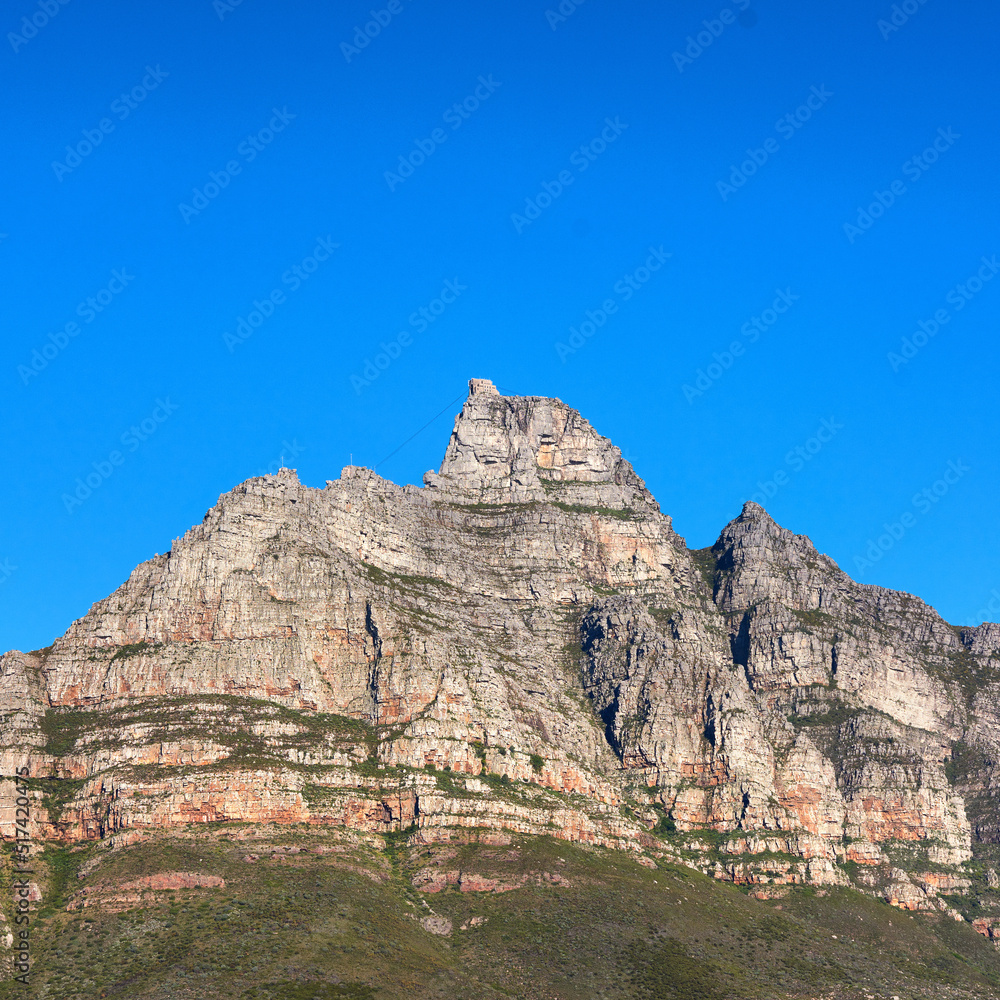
3, 378, 1000, 997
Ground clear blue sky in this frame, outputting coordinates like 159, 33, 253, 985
2, 0, 998, 653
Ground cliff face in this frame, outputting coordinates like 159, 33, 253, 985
3, 378, 1000, 923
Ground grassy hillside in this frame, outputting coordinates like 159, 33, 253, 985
5, 828, 1000, 999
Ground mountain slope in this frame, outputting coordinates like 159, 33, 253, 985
3, 378, 1000, 971
5, 830, 1000, 1000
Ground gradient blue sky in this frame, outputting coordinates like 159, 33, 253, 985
2, 0, 998, 653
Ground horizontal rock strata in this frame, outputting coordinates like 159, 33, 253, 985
2, 378, 1000, 923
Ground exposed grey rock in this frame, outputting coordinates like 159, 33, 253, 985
2, 376, 999, 916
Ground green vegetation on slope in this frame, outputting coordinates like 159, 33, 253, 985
37, 695, 375, 761
6, 830, 1000, 1000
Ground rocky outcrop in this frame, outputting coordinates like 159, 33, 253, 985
67, 871, 225, 913
426, 377, 658, 510
2, 378, 999, 921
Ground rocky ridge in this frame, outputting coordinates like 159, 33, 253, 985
2, 378, 1000, 937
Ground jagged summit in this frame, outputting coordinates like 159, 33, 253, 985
720, 494, 829, 554
424, 378, 657, 509
738, 500, 770, 520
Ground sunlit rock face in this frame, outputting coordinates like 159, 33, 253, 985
3, 378, 998, 914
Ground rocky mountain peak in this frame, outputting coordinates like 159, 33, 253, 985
738, 500, 772, 521
424, 378, 657, 509
716, 497, 805, 564
711, 498, 840, 613
4, 378, 1000, 935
